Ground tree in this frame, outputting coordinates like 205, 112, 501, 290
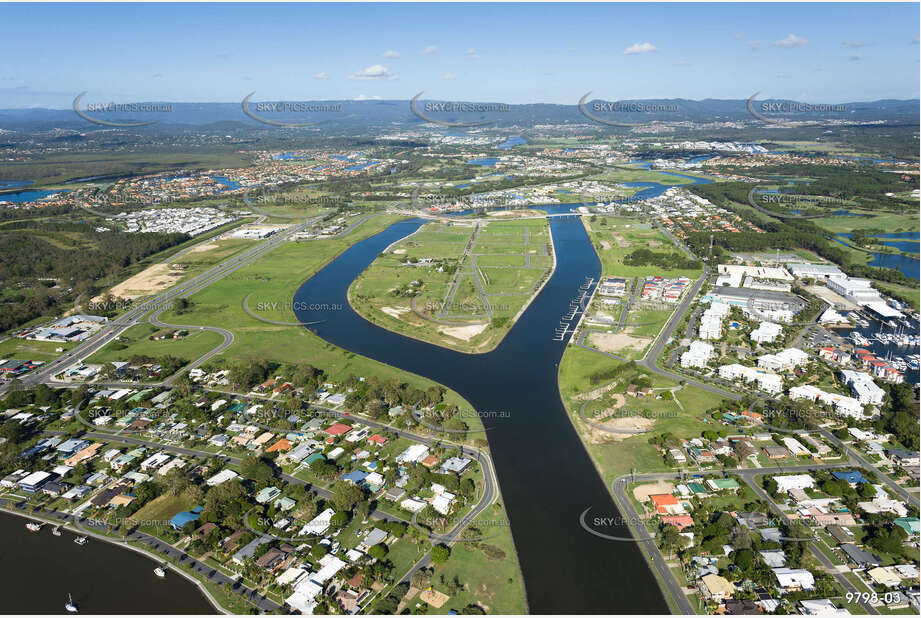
331, 481, 365, 513
430, 544, 450, 564
368, 543, 389, 560
241, 455, 276, 485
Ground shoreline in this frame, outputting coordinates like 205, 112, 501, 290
0, 503, 229, 615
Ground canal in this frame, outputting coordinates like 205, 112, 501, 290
0, 511, 214, 614
293, 214, 669, 614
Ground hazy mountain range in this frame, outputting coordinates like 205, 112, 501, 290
0, 98, 917, 131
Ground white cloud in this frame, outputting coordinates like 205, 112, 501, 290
673, 60, 691, 67
443, 73, 456, 80
422, 45, 438, 55
849, 54, 863, 62
354, 94, 382, 101
383, 50, 400, 59
772, 34, 808, 48
314, 72, 329, 80
465, 48, 480, 60
749, 41, 762, 50
349, 65, 398, 80
623, 42, 657, 55
842, 40, 864, 48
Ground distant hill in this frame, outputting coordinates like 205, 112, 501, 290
0, 98, 917, 131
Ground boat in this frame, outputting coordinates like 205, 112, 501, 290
26, 522, 42, 532
154, 565, 167, 578
74, 536, 88, 546
52, 525, 62, 536
65, 594, 78, 613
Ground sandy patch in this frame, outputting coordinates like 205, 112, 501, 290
486, 209, 539, 218
187, 242, 219, 254
392, 249, 407, 254
590, 332, 652, 354
381, 306, 410, 319
574, 381, 618, 401
419, 589, 449, 609
600, 240, 612, 250
602, 415, 655, 432
101, 263, 184, 300
439, 323, 488, 340
633, 480, 675, 503
610, 233, 629, 248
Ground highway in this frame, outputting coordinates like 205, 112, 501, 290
10, 215, 322, 392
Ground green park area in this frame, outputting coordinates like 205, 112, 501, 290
0, 337, 76, 362
557, 346, 724, 483
349, 217, 553, 353
85, 323, 224, 366
583, 217, 702, 279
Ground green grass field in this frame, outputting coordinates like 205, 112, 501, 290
558, 346, 724, 483
0, 337, 76, 362
584, 217, 702, 279
85, 323, 224, 365
349, 218, 552, 353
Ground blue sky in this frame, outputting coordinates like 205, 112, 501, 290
1, 2, 918, 108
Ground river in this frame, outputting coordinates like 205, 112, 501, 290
292, 214, 669, 614
0, 511, 214, 614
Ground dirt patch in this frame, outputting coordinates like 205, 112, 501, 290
101, 263, 185, 300
602, 415, 655, 433
381, 306, 410, 319
439, 323, 488, 341
633, 480, 675, 503
610, 233, 629, 248
392, 248, 407, 254
187, 242, 219, 254
600, 240, 612, 250
590, 332, 652, 354
419, 589, 449, 608
486, 209, 540, 218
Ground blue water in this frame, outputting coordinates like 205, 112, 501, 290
496, 136, 527, 150
456, 183, 471, 189
0, 180, 33, 189
212, 176, 241, 190
273, 153, 314, 161
0, 189, 69, 203
344, 161, 378, 171
466, 158, 499, 167
833, 236, 920, 280
837, 232, 920, 256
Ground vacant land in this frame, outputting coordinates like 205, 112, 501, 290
0, 337, 76, 362
349, 218, 553, 353
85, 322, 223, 365
558, 346, 723, 482
584, 217, 702, 279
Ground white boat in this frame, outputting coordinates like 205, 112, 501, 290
74, 536, 87, 546
154, 566, 167, 578
26, 522, 42, 532
65, 594, 78, 613
52, 526, 62, 536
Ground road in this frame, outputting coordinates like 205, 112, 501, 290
11, 215, 322, 392
738, 473, 879, 615
610, 462, 864, 615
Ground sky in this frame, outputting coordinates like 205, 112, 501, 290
1, 2, 919, 108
